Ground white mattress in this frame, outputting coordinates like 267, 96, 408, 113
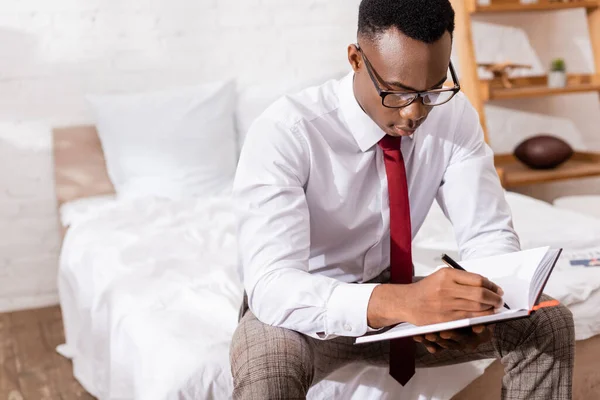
57, 193, 600, 400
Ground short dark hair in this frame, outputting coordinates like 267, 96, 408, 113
358, 0, 455, 44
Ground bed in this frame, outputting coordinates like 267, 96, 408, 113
53, 125, 600, 400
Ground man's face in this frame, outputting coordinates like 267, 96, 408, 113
348, 28, 452, 138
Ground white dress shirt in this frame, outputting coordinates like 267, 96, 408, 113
232, 72, 520, 340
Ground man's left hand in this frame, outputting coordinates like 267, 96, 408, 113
413, 325, 493, 354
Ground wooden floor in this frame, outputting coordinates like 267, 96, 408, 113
0, 306, 94, 400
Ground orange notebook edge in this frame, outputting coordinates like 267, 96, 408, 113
531, 299, 561, 312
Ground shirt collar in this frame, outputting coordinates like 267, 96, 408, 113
338, 72, 413, 153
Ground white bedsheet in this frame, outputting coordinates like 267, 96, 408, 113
57, 194, 600, 400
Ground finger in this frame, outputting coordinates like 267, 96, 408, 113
413, 335, 424, 343
452, 309, 497, 320
425, 343, 439, 354
451, 270, 504, 295
439, 330, 454, 340
472, 325, 487, 334
425, 333, 439, 342
423, 333, 464, 350
440, 329, 489, 351
452, 286, 504, 309
433, 337, 464, 350
439, 329, 471, 342
477, 326, 493, 342
450, 299, 496, 312
416, 337, 443, 353
440, 330, 477, 348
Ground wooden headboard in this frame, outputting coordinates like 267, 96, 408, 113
52, 125, 115, 207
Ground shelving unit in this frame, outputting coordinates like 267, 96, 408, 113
495, 152, 600, 187
450, 0, 600, 188
474, 0, 599, 14
481, 74, 600, 100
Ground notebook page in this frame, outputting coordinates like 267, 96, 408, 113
456, 247, 550, 311
529, 248, 561, 307
529, 250, 554, 304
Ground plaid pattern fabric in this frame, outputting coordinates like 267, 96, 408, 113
231, 281, 574, 400
230, 311, 389, 399
414, 294, 575, 400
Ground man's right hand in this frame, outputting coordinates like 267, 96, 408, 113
404, 267, 504, 326
367, 268, 504, 329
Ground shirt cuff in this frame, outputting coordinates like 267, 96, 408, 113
325, 282, 380, 337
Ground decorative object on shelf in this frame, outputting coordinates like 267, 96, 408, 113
477, 0, 491, 6
548, 58, 567, 88
513, 135, 574, 170
478, 62, 532, 88
520, 0, 539, 4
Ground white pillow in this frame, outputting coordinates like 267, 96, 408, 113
235, 71, 348, 152
87, 81, 237, 200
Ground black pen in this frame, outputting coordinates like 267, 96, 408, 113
441, 253, 511, 310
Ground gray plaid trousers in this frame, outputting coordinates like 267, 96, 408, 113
230, 293, 574, 400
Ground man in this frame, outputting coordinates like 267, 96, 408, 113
230, 0, 575, 398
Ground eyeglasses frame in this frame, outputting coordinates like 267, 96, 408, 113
355, 43, 461, 109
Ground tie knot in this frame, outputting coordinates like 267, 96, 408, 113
378, 135, 401, 152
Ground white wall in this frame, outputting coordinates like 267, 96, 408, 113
0, 0, 361, 312
1, 0, 598, 312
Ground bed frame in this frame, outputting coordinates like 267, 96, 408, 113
53, 125, 115, 207
51, 125, 600, 400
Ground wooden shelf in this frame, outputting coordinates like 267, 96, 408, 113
474, 0, 599, 14
451, 0, 600, 187
481, 74, 600, 100
495, 152, 600, 187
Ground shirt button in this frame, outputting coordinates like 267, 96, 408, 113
344, 324, 352, 332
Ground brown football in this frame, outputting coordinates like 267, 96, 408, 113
513, 135, 574, 170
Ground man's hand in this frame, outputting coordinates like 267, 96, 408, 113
367, 267, 504, 329
413, 325, 494, 354
405, 267, 504, 326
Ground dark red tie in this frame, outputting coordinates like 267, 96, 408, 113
379, 135, 415, 386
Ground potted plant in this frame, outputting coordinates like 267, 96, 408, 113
548, 58, 567, 88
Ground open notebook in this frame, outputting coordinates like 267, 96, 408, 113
356, 246, 562, 344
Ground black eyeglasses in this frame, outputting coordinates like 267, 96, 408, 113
356, 43, 461, 109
